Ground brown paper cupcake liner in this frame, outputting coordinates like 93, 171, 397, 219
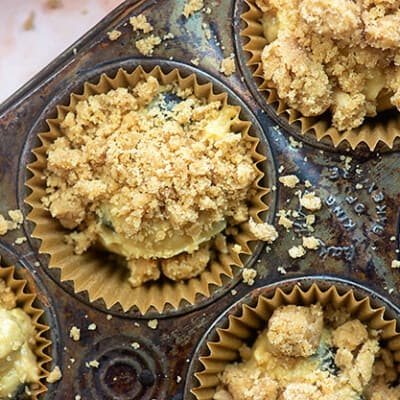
191, 281, 400, 399
25, 65, 270, 315
0, 265, 52, 399
241, 0, 400, 151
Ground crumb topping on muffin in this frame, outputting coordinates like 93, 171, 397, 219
215, 304, 400, 399
43, 76, 259, 287
256, 0, 400, 131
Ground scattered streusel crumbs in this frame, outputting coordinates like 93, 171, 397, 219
242, 268, 257, 286
391, 260, 400, 269
288, 245, 306, 259
129, 14, 153, 33
190, 57, 200, 66
299, 192, 322, 211
69, 326, 80, 341
183, 0, 204, 18
131, 342, 140, 349
14, 237, 27, 245
88, 323, 97, 331
302, 236, 320, 250
148, 319, 158, 330
107, 30, 121, 41
23, 11, 35, 31
249, 218, 279, 243
46, 366, 62, 383
86, 360, 100, 368
220, 55, 236, 76
135, 34, 161, 55
279, 175, 300, 188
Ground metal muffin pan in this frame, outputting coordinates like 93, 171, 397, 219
1, 0, 400, 398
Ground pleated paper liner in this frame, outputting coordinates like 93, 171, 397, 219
0, 265, 52, 399
240, 0, 400, 151
25, 65, 270, 315
191, 281, 400, 399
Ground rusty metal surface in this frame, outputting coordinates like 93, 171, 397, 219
0, 0, 400, 398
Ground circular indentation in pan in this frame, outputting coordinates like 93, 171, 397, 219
75, 335, 168, 400
18, 58, 278, 319
184, 274, 400, 399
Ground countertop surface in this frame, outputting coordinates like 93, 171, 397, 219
0, 0, 123, 104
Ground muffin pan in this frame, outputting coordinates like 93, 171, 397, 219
1, 0, 400, 398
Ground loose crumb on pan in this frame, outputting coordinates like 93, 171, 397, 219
249, 218, 279, 243
0, 209, 24, 235
135, 34, 161, 55
23, 11, 35, 31
107, 30, 121, 41
131, 342, 140, 349
46, 366, 62, 383
242, 268, 257, 286
288, 245, 306, 259
129, 14, 153, 33
69, 326, 80, 341
86, 360, 100, 368
279, 174, 300, 188
147, 319, 158, 330
299, 192, 322, 211
391, 260, 400, 269
302, 235, 320, 250
88, 323, 97, 331
220, 55, 236, 76
183, 0, 204, 18
14, 237, 27, 245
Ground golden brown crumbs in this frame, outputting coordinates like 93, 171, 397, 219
23, 11, 35, 31
129, 14, 153, 33
87, 323, 96, 331
288, 136, 303, 149
391, 260, 400, 269
183, 0, 204, 18
107, 30, 121, 41
43, 76, 259, 288
147, 319, 158, 330
14, 237, 27, 245
299, 192, 322, 211
46, 366, 62, 383
305, 179, 312, 188
257, 0, 400, 131
131, 342, 140, 349
302, 236, 320, 250
8, 210, 23, 225
0, 279, 16, 310
220, 55, 236, 76
279, 174, 300, 188
191, 57, 200, 66
45, 0, 62, 9
69, 326, 80, 341
135, 34, 161, 55
278, 215, 293, 230
86, 360, 99, 368
248, 218, 279, 243
161, 244, 210, 281
288, 245, 306, 258
305, 214, 316, 226
215, 304, 400, 399
0, 216, 8, 235
242, 268, 257, 286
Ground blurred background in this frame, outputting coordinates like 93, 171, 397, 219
0, 0, 124, 103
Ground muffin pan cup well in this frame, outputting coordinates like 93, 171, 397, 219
1, 0, 400, 398
187, 276, 400, 399
237, 0, 400, 152
25, 63, 274, 317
